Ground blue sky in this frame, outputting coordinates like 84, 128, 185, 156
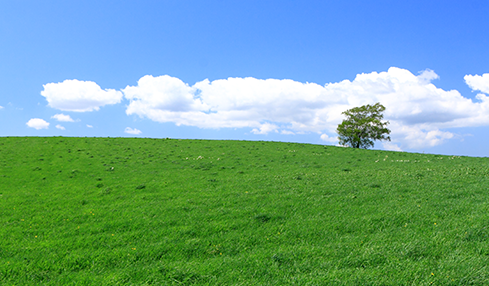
1, 1, 489, 156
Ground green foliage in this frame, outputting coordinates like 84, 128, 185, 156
1, 137, 489, 284
337, 102, 391, 148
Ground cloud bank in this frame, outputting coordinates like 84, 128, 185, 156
26, 118, 49, 130
122, 68, 489, 149
41, 79, 123, 112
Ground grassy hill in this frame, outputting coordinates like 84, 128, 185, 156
1, 137, 488, 285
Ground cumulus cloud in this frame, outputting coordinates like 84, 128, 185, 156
251, 123, 279, 134
26, 118, 49, 130
124, 75, 207, 113
382, 142, 403, 152
465, 73, 489, 94
320, 134, 337, 143
51, 113, 74, 122
124, 75, 339, 132
417, 69, 439, 84
41, 79, 123, 112
55, 124, 65, 130
86, 124, 93, 128
124, 127, 142, 135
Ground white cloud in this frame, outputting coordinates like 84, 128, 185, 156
465, 73, 489, 94
124, 75, 207, 113
417, 69, 439, 84
41, 79, 123, 112
55, 124, 65, 130
124, 127, 142, 135
86, 124, 93, 128
320, 134, 337, 143
251, 123, 278, 134
0, 106, 3, 109
51, 113, 74, 122
388, 122, 455, 149
124, 75, 338, 132
281, 130, 295, 135
26, 118, 49, 130
382, 142, 403, 152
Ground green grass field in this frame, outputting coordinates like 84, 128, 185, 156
1, 137, 488, 285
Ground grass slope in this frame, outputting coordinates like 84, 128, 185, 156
1, 137, 489, 285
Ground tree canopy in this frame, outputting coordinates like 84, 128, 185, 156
336, 102, 391, 149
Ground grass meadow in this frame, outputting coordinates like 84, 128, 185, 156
1, 137, 489, 285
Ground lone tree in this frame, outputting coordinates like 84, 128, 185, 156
336, 102, 391, 149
